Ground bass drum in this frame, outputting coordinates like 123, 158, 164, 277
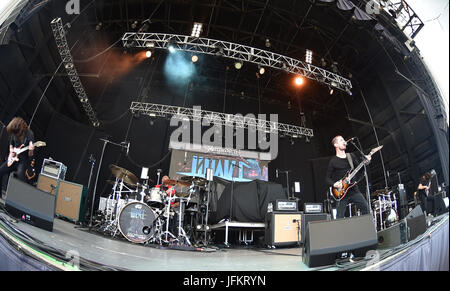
118, 202, 157, 244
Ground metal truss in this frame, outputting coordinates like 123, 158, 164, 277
51, 17, 100, 127
122, 32, 353, 93
130, 102, 314, 138
369, 0, 424, 39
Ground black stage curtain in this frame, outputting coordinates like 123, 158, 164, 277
212, 180, 286, 224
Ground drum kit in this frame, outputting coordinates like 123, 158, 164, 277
96, 164, 209, 246
371, 189, 399, 231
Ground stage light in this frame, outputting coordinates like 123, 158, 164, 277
305, 49, 313, 64
145, 41, 155, 48
146, 50, 152, 58
294, 76, 304, 86
330, 88, 334, 95
265, 38, 271, 48
191, 23, 203, 37
168, 45, 176, 53
234, 61, 243, 70
191, 55, 199, 63
65, 63, 74, 69
259, 66, 265, 75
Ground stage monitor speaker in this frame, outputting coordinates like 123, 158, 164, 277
37, 174, 59, 195
55, 180, 88, 223
301, 213, 330, 244
405, 206, 427, 241
377, 220, 408, 249
265, 212, 302, 247
302, 214, 377, 268
5, 176, 56, 232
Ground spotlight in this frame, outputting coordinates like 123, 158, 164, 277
191, 55, 199, 63
191, 23, 203, 37
65, 63, 74, 69
95, 22, 102, 31
305, 49, 313, 64
265, 38, 271, 48
330, 88, 334, 95
146, 50, 152, 58
259, 66, 265, 75
168, 45, 176, 53
234, 61, 243, 70
294, 76, 304, 86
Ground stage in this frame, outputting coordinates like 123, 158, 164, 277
0, 196, 448, 272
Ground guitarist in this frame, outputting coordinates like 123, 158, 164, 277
417, 172, 432, 215
326, 136, 371, 219
0, 117, 34, 197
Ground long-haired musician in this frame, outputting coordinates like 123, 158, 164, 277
0, 117, 35, 196
417, 172, 432, 215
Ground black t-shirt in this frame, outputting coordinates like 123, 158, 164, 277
417, 177, 430, 197
326, 153, 363, 194
10, 129, 34, 148
9, 129, 34, 161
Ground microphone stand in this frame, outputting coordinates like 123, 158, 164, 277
84, 154, 96, 224
349, 138, 373, 215
88, 138, 129, 230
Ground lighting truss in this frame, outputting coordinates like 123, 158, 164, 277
130, 102, 314, 138
51, 17, 100, 127
122, 33, 352, 93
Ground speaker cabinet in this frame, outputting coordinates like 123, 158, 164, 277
302, 215, 377, 268
405, 206, 427, 241
37, 174, 59, 195
301, 213, 331, 244
55, 180, 88, 223
5, 176, 56, 232
377, 220, 408, 248
265, 212, 302, 247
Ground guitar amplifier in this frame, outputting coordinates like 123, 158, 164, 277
37, 174, 59, 195
272, 200, 298, 212
55, 180, 88, 223
265, 211, 302, 247
41, 158, 67, 180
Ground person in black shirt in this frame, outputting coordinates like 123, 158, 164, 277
25, 158, 37, 185
326, 135, 371, 219
0, 117, 34, 196
416, 172, 432, 215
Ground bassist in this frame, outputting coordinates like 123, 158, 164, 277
326, 135, 371, 219
0, 117, 34, 197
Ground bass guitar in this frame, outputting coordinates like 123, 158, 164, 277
331, 145, 383, 201
7, 141, 46, 167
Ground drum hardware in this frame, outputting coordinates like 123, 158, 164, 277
372, 191, 399, 231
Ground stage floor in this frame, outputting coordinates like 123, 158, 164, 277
0, 210, 321, 271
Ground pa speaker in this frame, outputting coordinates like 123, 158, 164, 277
377, 220, 408, 248
265, 212, 302, 247
55, 180, 88, 223
302, 214, 377, 268
301, 213, 331, 244
405, 206, 426, 241
5, 176, 56, 232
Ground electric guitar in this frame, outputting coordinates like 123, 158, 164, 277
331, 145, 383, 201
7, 141, 46, 167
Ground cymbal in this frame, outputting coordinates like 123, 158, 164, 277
109, 164, 138, 186
165, 179, 191, 187
179, 176, 207, 186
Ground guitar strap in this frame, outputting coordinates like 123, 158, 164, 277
346, 153, 354, 171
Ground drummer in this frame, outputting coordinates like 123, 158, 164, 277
149, 175, 180, 209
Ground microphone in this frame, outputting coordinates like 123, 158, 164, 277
346, 137, 356, 143
126, 142, 130, 156
276, 169, 279, 178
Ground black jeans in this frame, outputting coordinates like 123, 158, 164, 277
0, 158, 28, 196
336, 190, 370, 219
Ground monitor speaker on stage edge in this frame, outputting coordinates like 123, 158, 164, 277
302, 214, 377, 268
5, 176, 56, 232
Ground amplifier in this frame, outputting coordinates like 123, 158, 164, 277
37, 174, 59, 195
304, 203, 323, 214
55, 180, 88, 223
41, 158, 67, 180
272, 200, 298, 212
265, 211, 302, 247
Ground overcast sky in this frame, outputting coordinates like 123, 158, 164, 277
0, 0, 449, 120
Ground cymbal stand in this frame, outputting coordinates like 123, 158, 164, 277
161, 193, 177, 244
176, 198, 192, 246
